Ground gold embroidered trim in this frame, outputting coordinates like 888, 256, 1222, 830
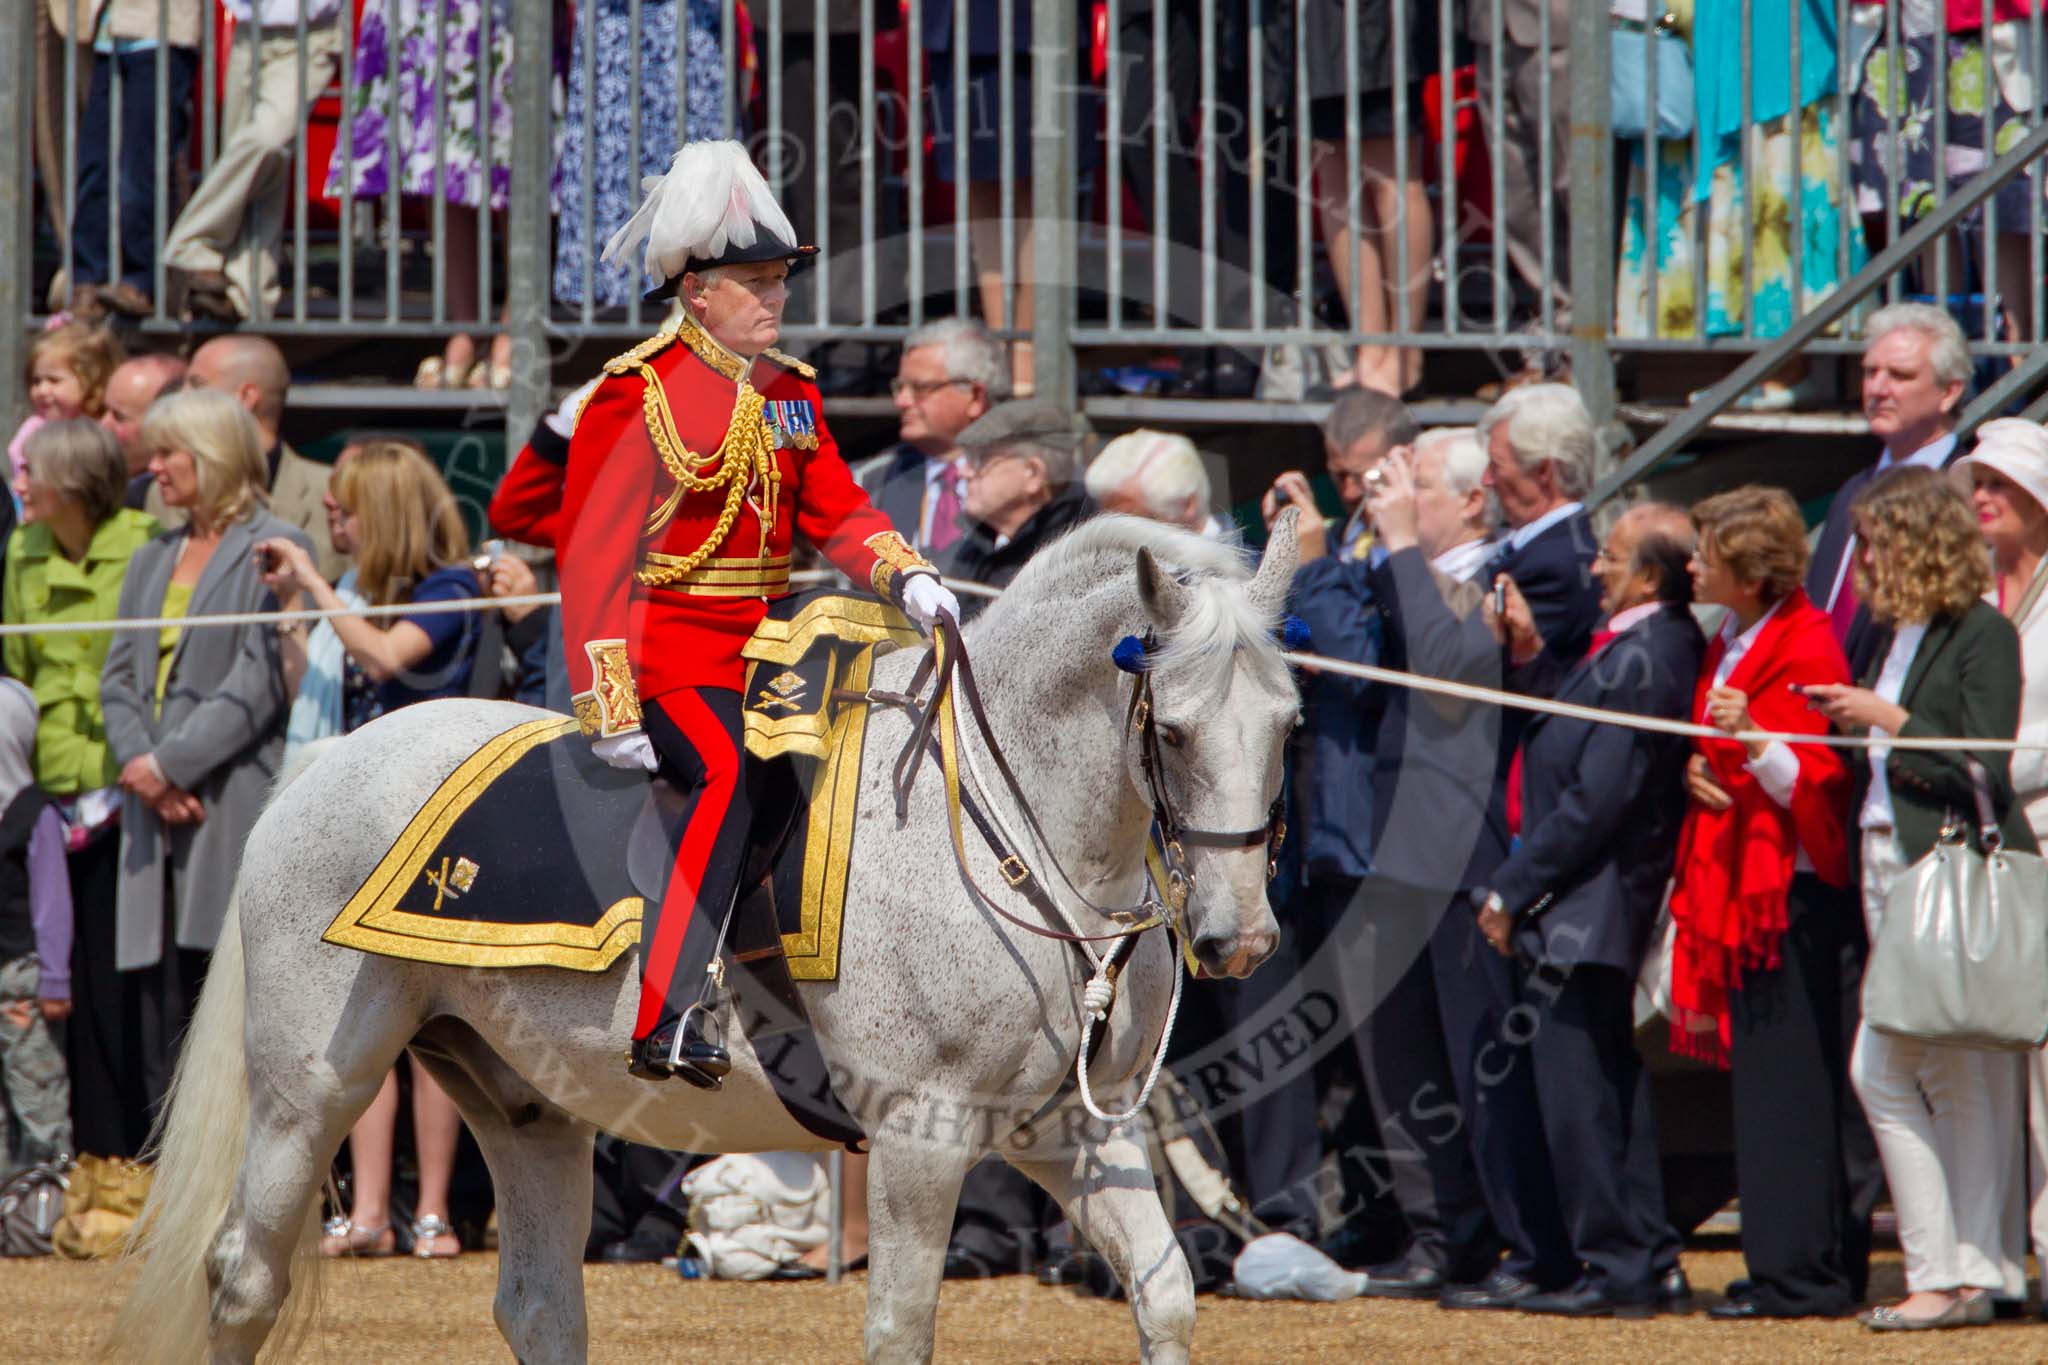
862, 530, 933, 604
571, 692, 602, 736
763, 347, 817, 380
674, 311, 747, 381
602, 327, 680, 376
644, 552, 791, 570
582, 639, 641, 737
321, 717, 643, 972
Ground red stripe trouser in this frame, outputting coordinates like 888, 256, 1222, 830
635, 687, 752, 1039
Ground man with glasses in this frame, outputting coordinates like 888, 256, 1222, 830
858, 318, 1010, 571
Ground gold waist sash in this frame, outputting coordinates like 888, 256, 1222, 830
638, 551, 791, 597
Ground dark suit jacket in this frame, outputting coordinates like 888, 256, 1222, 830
1367, 511, 1602, 889
1492, 605, 1706, 971
1851, 601, 2038, 863
1364, 545, 1502, 891
1285, 549, 1384, 882
857, 443, 964, 573
1806, 440, 1966, 676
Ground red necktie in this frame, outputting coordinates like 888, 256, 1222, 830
927, 465, 964, 554
1827, 543, 1861, 644
1507, 628, 1619, 838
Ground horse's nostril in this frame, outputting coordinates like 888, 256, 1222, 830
1193, 935, 1234, 970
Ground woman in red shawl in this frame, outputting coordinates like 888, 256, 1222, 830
1671, 486, 1862, 1321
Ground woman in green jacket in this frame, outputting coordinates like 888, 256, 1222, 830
1801, 464, 2032, 1332
4, 418, 158, 1160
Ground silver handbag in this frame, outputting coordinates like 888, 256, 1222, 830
1862, 760, 2048, 1050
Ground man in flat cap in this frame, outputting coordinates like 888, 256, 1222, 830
949, 399, 1096, 613
558, 140, 958, 1084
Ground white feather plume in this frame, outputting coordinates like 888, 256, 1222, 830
602, 140, 798, 283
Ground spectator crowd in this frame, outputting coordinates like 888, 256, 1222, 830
2, 280, 2048, 1337
9, 3, 2048, 1332
36, 0, 2009, 408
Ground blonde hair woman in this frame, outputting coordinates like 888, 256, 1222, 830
256, 438, 482, 1260
98, 388, 312, 1118
1800, 465, 2034, 1332
259, 439, 480, 735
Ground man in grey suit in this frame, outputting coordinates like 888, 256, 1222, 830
1470, 0, 1572, 385
159, 335, 344, 581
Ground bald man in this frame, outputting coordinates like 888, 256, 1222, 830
155, 336, 341, 578
100, 354, 189, 508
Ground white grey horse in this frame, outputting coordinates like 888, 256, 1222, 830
109, 513, 1303, 1364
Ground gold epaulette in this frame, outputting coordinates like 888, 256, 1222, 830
762, 348, 817, 381
602, 329, 679, 376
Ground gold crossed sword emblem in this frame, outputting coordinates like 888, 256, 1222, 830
422, 856, 481, 912
755, 669, 807, 713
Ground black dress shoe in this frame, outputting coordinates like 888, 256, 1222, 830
1440, 1268, 1541, 1311
1038, 1250, 1095, 1287
627, 1014, 731, 1087
1724, 1276, 1753, 1301
1519, 1280, 1654, 1320
598, 1233, 678, 1263
1657, 1265, 1695, 1314
943, 1249, 994, 1279
1708, 1296, 1767, 1321
1358, 1259, 1448, 1301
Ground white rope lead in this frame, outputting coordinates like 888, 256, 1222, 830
1282, 649, 2048, 754
3, 569, 2038, 751
1077, 930, 1185, 1127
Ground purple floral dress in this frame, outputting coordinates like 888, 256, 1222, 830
325, 0, 516, 211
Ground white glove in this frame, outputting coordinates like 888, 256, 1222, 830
901, 573, 961, 633
592, 732, 659, 772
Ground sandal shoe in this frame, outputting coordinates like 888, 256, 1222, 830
410, 1213, 462, 1259
413, 356, 447, 390
1861, 1297, 1977, 1331
319, 1217, 395, 1258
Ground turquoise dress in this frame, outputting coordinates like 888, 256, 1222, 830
1617, 0, 1868, 339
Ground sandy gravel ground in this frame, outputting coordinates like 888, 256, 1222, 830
3, 1240, 2036, 1362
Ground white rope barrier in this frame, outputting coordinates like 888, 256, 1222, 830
3, 568, 2039, 751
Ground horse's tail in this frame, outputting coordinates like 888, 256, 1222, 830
110, 761, 331, 1359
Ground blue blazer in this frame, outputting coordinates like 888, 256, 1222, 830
1284, 550, 1385, 883
1492, 604, 1706, 973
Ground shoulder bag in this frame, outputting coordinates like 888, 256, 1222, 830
1862, 759, 2048, 1050
1612, 14, 1695, 141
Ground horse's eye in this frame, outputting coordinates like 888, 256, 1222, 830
1159, 725, 1185, 749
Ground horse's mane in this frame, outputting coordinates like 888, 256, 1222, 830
993, 514, 1290, 700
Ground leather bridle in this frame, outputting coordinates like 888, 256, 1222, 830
842, 615, 1286, 954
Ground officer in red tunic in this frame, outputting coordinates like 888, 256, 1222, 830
560, 141, 957, 1084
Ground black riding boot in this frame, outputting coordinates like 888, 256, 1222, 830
628, 1010, 733, 1088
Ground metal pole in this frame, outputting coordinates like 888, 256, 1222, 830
1030, 0, 1076, 406
0, 0, 30, 431
1589, 117, 2048, 507
1567, 0, 1615, 463
506, 0, 553, 448
1957, 346, 2048, 440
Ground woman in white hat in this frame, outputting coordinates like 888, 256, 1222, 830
1950, 416, 2048, 1311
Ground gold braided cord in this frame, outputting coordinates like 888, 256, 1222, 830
636, 372, 784, 585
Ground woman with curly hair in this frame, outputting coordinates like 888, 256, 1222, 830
1800, 464, 2033, 1332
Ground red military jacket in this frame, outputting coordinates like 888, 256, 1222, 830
559, 313, 930, 737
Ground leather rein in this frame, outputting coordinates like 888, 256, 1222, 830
833, 615, 1285, 962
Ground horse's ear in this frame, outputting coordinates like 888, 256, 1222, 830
1250, 508, 1301, 616
1136, 547, 1190, 629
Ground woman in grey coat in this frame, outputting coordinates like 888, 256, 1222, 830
99, 387, 311, 1115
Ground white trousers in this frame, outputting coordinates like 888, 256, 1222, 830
1850, 829, 2021, 1294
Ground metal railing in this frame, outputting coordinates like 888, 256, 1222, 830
2, 0, 2047, 464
